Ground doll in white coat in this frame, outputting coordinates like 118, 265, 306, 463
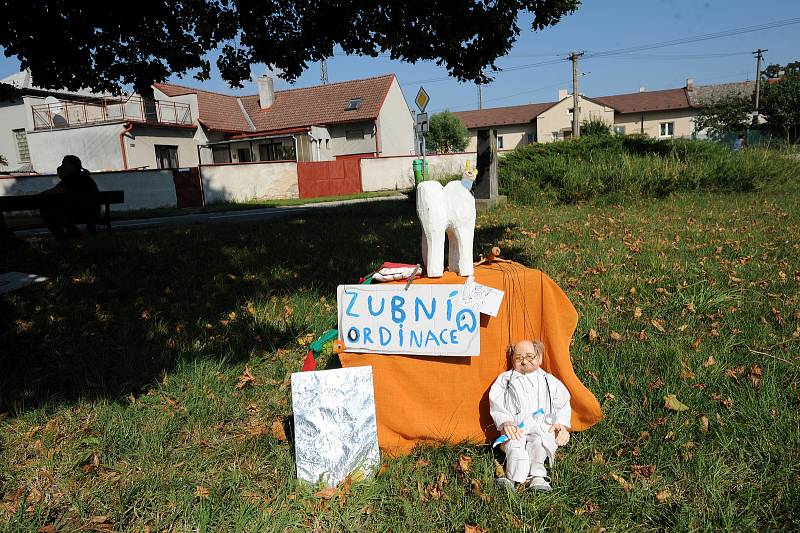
489, 339, 571, 492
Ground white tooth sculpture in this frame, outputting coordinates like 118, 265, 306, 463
416, 180, 476, 278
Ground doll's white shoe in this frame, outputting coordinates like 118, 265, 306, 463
496, 477, 516, 492
529, 476, 552, 492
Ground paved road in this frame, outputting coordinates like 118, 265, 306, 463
15, 194, 408, 238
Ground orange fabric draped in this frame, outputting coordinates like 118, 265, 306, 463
339, 262, 603, 457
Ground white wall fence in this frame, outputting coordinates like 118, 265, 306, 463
200, 162, 299, 203
1, 152, 479, 211
0, 169, 177, 212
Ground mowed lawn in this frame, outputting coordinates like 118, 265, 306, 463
1, 185, 798, 532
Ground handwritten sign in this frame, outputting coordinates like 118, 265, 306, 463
337, 284, 480, 356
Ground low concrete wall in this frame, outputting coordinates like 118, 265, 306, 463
360, 152, 478, 191
0, 169, 177, 211
200, 162, 299, 203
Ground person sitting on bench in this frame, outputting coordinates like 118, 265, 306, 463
40, 155, 101, 240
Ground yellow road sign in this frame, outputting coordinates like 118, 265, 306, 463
415, 87, 430, 113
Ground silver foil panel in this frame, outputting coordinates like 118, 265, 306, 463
291, 366, 380, 487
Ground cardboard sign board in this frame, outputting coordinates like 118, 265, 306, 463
291, 366, 380, 487
337, 284, 480, 356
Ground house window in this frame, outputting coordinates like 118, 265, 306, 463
345, 98, 362, 111
212, 145, 231, 164
155, 145, 179, 168
613, 125, 626, 136
567, 107, 581, 115
659, 122, 675, 137
237, 148, 253, 163
258, 138, 297, 161
13, 129, 30, 163
346, 129, 365, 140
527, 133, 535, 144
497, 136, 504, 149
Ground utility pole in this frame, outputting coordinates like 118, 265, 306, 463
477, 82, 483, 110
753, 48, 767, 114
320, 59, 329, 85
570, 51, 584, 138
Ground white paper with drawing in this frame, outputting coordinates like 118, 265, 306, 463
460, 276, 504, 317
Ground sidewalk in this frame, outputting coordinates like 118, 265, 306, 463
15, 193, 409, 238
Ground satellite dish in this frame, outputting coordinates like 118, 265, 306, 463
44, 96, 63, 115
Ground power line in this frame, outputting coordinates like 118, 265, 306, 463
428, 79, 571, 113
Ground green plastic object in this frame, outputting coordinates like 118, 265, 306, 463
413, 159, 428, 183
309, 329, 339, 353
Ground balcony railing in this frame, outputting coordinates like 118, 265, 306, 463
31, 96, 192, 130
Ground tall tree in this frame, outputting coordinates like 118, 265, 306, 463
693, 95, 753, 140
0, 1, 580, 96
425, 111, 469, 153
760, 73, 800, 143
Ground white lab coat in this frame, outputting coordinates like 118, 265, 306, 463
489, 368, 571, 482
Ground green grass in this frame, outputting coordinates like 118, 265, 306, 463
1, 183, 799, 531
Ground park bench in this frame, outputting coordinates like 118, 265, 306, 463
0, 190, 125, 234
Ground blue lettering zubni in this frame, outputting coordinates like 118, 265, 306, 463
347, 327, 360, 342
410, 330, 423, 348
379, 326, 392, 346
344, 289, 360, 317
363, 327, 374, 344
438, 329, 449, 345
391, 295, 406, 324
367, 295, 385, 316
456, 309, 478, 333
398, 324, 404, 346
447, 290, 458, 320
414, 297, 436, 321
425, 330, 440, 347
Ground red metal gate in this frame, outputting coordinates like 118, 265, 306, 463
172, 167, 204, 208
296, 159, 362, 199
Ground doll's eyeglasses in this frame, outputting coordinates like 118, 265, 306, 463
512, 353, 541, 363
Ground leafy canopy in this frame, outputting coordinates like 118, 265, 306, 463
0, 1, 580, 96
693, 95, 753, 140
425, 111, 469, 153
580, 119, 611, 137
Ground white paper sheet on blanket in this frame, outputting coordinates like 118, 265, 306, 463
459, 275, 504, 317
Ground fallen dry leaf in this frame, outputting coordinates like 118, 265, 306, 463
37, 527, 58, 533
699, 415, 709, 433
414, 458, 430, 469
724, 366, 745, 380
604, 393, 615, 402
195, 485, 210, 499
691, 337, 703, 351
664, 394, 689, 412
634, 307, 642, 319
749, 366, 762, 388
610, 331, 623, 341
589, 328, 599, 342
631, 464, 655, 479
651, 319, 666, 333
703, 356, 715, 368
638, 330, 648, 341
656, 489, 671, 503
235, 366, 255, 389
464, 525, 488, 533
609, 473, 631, 492
271, 420, 287, 442
314, 486, 337, 499
680, 370, 696, 380
456, 455, 473, 474
470, 479, 491, 502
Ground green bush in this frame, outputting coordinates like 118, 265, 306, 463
498, 136, 800, 204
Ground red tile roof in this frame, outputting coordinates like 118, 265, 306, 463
593, 88, 690, 114
154, 74, 396, 134
454, 102, 557, 129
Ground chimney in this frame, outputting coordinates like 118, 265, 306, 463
558, 88, 568, 100
686, 78, 694, 91
639, 86, 646, 93
258, 75, 274, 109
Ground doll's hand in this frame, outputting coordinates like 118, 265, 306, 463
550, 423, 571, 446
501, 422, 523, 441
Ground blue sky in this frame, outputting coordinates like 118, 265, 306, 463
1, 0, 798, 113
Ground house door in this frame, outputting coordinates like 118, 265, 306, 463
172, 167, 204, 208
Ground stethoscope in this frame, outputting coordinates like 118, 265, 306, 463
503, 370, 555, 423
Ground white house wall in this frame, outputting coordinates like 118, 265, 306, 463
536, 97, 614, 142
125, 125, 200, 169
329, 120, 377, 157
464, 123, 537, 153
376, 79, 415, 156
200, 161, 299, 203
26, 122, 125, 173
0, 98, 29, 171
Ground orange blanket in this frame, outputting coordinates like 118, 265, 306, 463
339, 262, 602, 456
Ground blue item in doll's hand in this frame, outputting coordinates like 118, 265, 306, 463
492, 408, 545, 448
